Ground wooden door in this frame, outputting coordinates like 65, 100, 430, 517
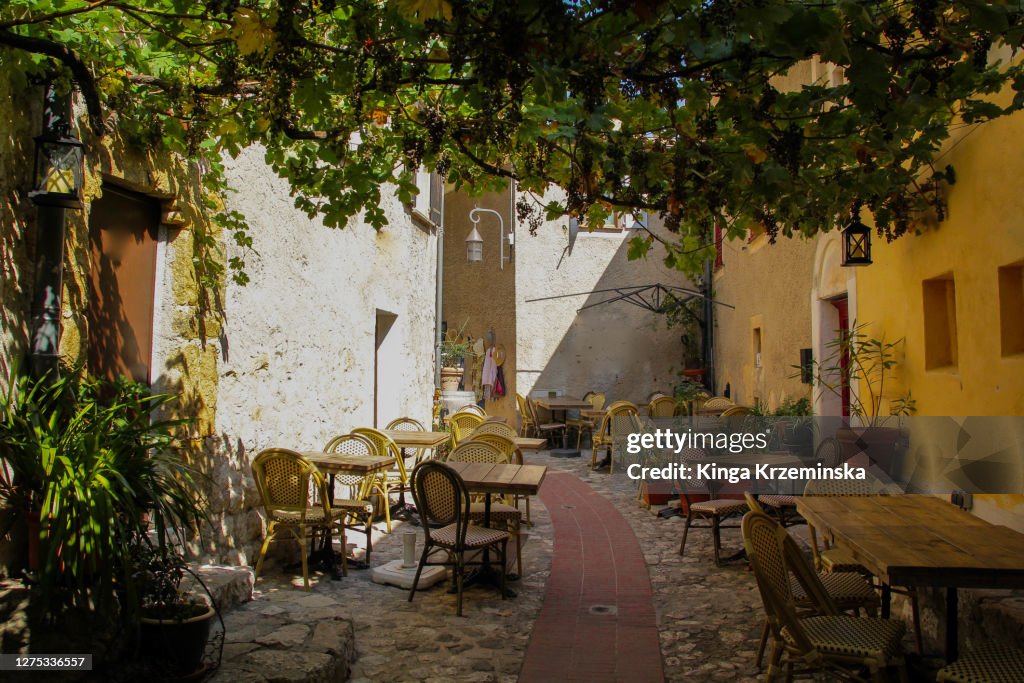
831, 296, 850, 417
87, 185, 160, 384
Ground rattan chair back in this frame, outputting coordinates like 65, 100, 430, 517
411, 461, 469, 540
450, 411, 486, 445
323, 433, 376, 492
515, 393, 535, 436
589, 392, 607, 410
744, 492, 765, 514
454, 404, 486, 417
448, 440, 507, 464
468, 433, 519, 464
814, 436, 844, 468
352, 426, 407, 483
253, 448, 323, 515
721, 405, 753, 417
385, 417, 426, 431
470, 421, 518, 440
647, 395, 677, 417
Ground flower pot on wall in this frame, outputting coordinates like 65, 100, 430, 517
440, 367, 463, 392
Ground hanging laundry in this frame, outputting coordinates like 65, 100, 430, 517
481, 346, 497, 401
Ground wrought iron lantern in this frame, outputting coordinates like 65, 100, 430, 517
29, 125, 84, 209
841, 220, 872, 266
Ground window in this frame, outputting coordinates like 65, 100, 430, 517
753, 327, 763, 368
573, 210, 649, 234
998, 262, 1024, 356
923, 274, 958, 370
411, 168, 442, 226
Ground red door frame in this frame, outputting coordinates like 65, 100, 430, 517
831, 297, 851, 417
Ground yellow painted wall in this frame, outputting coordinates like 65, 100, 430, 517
713, 233, 817, 410
854, 110, 1024, 416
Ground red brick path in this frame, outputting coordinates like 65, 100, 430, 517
518, 471, 664, 682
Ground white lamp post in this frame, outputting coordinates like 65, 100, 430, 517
466, 207, 511, 269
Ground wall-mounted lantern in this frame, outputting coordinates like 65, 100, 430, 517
29, 125, 84, 210
841, 220, 872, 266
466, 207, 511, 269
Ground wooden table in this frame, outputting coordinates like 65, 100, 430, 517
513, 437, 547, 451
533, 396, 593, 455
447, 461, 548, 592
301, 452, 394, 475
381, 430, 450, 450
532, 396, 594, 411
298, 453, 394, 576
796, 495, 1024, 662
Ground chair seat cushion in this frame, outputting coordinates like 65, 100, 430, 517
469, 502, 521, 523
760, 494, 798, 508
332, 499, 374, 515
937, 644, 1024, 683
690, 499, 748, 516
432, 523, 510, 548
820, 547, 868, 574
792, 572, 878, 608
783, 615, 905, 660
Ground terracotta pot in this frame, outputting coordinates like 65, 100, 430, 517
440, 367, 463, 392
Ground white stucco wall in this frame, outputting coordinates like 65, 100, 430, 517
515, 195, 692, 404
150, 147, 438, 561
217, 147, 437, 445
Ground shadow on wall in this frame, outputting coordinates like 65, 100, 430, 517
520, 230, 693, 404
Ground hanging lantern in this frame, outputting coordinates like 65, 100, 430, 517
29, 126, 84, 209
841, 220, 872, 266
465, 225, 483, 263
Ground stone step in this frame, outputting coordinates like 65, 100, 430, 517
182, 564, 255, 612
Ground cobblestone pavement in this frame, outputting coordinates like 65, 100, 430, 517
232, 450, 769, 682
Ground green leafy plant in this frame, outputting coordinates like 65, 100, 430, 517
0, 368, 207, 624
440, 339, 473, 368
802, 322, 916, 425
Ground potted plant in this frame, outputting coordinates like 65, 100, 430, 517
0, 367, 209, 664
132, 536, 218, 678
802, 322, 916, 470
439, 320, 475, 392
673, 376, 709, 416
775, 397, 815, 458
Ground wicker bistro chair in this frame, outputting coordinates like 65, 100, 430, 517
322, 434, 382, 563
470, 421, 519, 440
385, 417, 430, 466
699, 396, 735, 415
351, 427, 406, 532
454, 404, 487, 417
647, 395, 677, 417
251, 448, 352, 590
446, 440, 524, 577
742, 511, 908, 682
937, 644, 1024, 682
591, 401, 639, 472
676, 448, 748, 566
468, 431, 532, 527
757, 435, 845, 529
567, 392, 607, 449
515, 393, 536, 437
744, 495, 881, 670
449, 410, 486, 447
802, 465, 924, 655
525, 397, 567, 446
408, 461, 511, 616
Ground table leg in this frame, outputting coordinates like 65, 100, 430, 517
461, 491, 517, 597
880, 583, 891, 619
946, 587, 958, 664
314, 474, 344, 580
551, 408, 581, 458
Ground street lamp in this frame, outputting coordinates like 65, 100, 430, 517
841, 220, 872, 267
466, 207, 512, 269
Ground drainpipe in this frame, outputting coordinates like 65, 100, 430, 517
29, 85, 70, 380
702, 259, 716, 392
434, 185, 445, 388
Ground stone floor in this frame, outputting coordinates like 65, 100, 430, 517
212, 450, 769, 683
